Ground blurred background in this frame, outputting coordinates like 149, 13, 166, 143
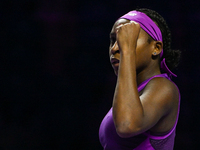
1, 0, 199, 149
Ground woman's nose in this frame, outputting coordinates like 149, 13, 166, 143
110, 41, 120, 55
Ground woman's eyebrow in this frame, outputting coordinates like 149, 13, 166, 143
110, 32, 115, 37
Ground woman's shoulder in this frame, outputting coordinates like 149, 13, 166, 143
142, 76, 179, 107
154, 76, 178, 90
146, 75, 178, 92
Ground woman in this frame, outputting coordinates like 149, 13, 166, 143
99, 8, 181, 150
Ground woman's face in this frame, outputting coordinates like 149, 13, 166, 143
109, 19, 155, 75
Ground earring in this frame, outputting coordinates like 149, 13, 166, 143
153, 52, 157, 55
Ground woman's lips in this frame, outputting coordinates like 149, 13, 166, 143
110, 58, 119, 64
110, 58, 119, 67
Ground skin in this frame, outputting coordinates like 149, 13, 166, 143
109, 18, 179, 138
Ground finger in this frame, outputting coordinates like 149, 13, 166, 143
116, 24, 124, 33
130, 20, 138, 24
116, 24, 123, 30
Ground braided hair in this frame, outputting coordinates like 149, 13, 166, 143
136, 8, 181, 70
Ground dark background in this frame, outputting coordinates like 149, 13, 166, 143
1, 0, 199, 149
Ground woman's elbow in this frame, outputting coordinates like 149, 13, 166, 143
115, 124, 142, 138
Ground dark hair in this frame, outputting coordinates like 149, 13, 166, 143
136, 8, 181, 70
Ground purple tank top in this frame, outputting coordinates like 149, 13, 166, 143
99, 73, 180, 150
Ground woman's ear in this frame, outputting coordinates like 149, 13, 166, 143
152, 41, 163, 56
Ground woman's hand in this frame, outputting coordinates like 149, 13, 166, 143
116, 21, 140, 54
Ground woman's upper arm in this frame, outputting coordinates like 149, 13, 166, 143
137, 77, 179, 134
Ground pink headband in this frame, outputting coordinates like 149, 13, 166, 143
119, 11, 177, 78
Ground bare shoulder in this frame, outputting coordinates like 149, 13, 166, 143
141, 76, 179, 113
143, 77, 179, 98
151, 76, 177, 88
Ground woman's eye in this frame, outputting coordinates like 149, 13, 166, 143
110, 37, 116, 45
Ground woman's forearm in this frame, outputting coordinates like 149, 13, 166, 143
112, 50, 144, 137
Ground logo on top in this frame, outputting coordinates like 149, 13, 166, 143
128, 12, 137, 16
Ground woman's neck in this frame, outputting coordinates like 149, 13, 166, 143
136, 63, 161, 86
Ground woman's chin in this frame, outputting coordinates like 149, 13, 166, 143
112, 65, 119, 76
114, 69, 118, 76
